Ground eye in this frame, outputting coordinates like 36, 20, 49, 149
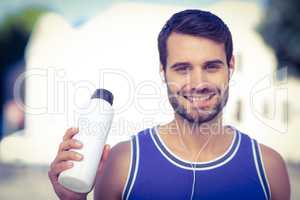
204, 64, 221, 72
174, 66, 190, 73
176, 66, 187, 71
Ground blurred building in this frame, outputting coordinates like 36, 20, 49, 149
0, 1, 299, 165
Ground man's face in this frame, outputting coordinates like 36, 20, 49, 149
164, 32, 233, 124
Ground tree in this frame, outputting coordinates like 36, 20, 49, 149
0, 6, 47, 139
257, 0, 300, 77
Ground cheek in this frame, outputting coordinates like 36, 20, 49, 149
219, 79, 230, 92
166, 77, 186, 91
207, 73, 229, 89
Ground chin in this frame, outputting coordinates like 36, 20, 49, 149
177, 108, 220, 124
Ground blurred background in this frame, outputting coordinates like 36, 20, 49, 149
0, 0, 299, 199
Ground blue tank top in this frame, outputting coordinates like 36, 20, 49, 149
122, 126, 271, 200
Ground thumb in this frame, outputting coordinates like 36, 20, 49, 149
102, 144, 111, 162
97, 144, 111, 174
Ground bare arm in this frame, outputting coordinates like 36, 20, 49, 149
260, 144, 291, 200
94, 141, 131, 200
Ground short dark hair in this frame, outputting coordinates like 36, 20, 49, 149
158, 9, 233, 71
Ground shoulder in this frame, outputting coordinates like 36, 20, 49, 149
94, 139, 132, 200
259, 143, 285, 165
110, 140, 132, 162
259, 143, 291, 200
259, 143, 288, 177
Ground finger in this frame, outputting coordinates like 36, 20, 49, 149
63, 127, 79, 141
49, 161, 74, 178
58, 139, 83, 152
55, 151, 84, 163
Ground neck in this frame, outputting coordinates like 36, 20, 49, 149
171, 112, 226, 152
158, 112, 235, 162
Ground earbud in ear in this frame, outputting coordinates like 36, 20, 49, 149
229, 68, 233, 78
160, 72, 166, 82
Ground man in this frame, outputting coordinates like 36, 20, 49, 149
48, 9, 290, 200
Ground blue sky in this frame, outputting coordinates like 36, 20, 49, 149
0, 0, 261, 24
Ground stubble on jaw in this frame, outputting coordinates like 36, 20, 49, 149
166, 84, 229, 127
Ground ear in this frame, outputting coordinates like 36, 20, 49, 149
159, 65, 166, 82
228, 55, 235, 79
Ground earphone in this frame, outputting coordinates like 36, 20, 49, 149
160, 71, 166, 82
174, 119, 213, 200
229, 68, 233, 79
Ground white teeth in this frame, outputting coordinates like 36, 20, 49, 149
192, 95, 210, 102
183, 93, 215, 102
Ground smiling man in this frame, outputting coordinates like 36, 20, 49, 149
49, 9, 290, 200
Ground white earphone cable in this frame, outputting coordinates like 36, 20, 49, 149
174, 119, 213, 200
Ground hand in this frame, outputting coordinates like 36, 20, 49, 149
48, 127, 111, 200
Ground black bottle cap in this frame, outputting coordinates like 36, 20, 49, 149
91, 88, 113, 105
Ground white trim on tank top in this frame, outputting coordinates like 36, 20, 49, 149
125, 135, 140, 200
150, 125, 241, 171
251, 139, 271, 200
121, 138, 133, 200
257, 141, 272, 200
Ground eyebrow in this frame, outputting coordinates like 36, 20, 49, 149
203, 59, 225, 66
169, 59, 225, 69
169, 62, 192, 69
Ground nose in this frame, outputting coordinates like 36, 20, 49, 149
186, 67, 207, 90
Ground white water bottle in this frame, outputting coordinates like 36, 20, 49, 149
58, 88, 114, 193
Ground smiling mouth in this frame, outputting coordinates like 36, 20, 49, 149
182, 93, 216, 103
